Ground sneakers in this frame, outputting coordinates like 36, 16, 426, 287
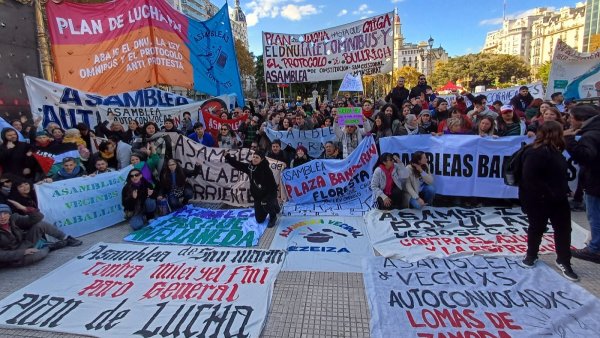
267, 214, 278, 228
65, 236, 82, 247
555, 261, 579, 282
522, 255, 538, 268
48, 236, 82, 251
571, 247, 600, 263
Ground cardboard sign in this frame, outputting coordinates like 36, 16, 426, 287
337, 107, 364, 126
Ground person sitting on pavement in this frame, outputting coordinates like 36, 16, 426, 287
122, 168, 157, 230
0, 203, 81, 267
49, 157, 86, 182
157, 159, 201, 211
371, 152, 409, 210
7, 179, 37, 215
403, 151, 435, 209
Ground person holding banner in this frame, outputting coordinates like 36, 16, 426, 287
496, 105, 526, 136
122, 168, 157, 230
403, 151, 435, 209
224, 151, 280, 227
218, 124, 241, 149
519, 121, 578, 281
371, 153, 409, 210
157, 159, 201, 211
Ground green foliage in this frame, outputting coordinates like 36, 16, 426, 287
535, 61, 552, 87
234, 39, 255, 77
393, 66, 420, 88
431, 53, 530, 90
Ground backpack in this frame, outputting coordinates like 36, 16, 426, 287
503, 144, 531, 186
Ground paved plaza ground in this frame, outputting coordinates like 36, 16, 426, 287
0, 208, 598, 338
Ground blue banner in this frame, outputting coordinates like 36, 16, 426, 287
188, 5, 245, 107
265, 127, 337, 158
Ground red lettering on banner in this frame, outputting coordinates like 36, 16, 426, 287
141, 281, 239, 302
418, 331, 513, 338
285, 177, 327, 197
264, 33, 290, 46
484, 312, 522, 330
78, 279, 134, 298
304, 31, 330, 43
406, 309, 486, 329
82, 261, 144, 278
362, 15, 392, 33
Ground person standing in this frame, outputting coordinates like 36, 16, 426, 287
565, 105, 600, 263
224, 151, 280, 227
385, 77, 410, 109
519, 121, 578, 281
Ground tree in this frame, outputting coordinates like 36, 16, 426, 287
430, 53, 530, 90
535, 61, 552, 87
393, 66, 420, 89
234, 39, 255, 77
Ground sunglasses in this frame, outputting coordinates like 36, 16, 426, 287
221, 128, 228, 131
0, 180, 10, 184
129, 173, 141, 178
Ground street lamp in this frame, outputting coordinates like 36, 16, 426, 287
419, 36, 443, 77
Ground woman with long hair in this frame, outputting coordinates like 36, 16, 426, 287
526, 107, 565, 137
157, 159, 201, 211
370, 152, 409, 210
125, 120, 142, 144
496, 105, 526, 136
217, 123, 241, 149
403, 151, 435, 209
519, 120, 578, 281
371, 114, 393, 143
7, 179, 37, 214
475, 116, 496, 137
122, 168, 157, 230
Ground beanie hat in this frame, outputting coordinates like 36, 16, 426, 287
35, 130, 49, 138
254, 149, 266, 159
419, 110, 432, 117
0, 204, 12, 215
437, 98, 447, 105
296, 145, 308, 154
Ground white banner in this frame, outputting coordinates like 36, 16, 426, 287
264, 127, 337, 159
282, 200, 372, 217
365, 207, 589, 262
262, 11, 394, 83
438, 82, 545, 106
0, 243, 285, 337
170, 134, 286, 207
364, 255, 600, 338
270, 216, 373, 272
547, 39, 600, 100
34, 166, 131, 237
339, 73, 364, 92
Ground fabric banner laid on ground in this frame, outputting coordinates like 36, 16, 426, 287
34, 166, 131, 237
365, 207, 589, 262
264, 127, 336, 158
45, 0, 244, 106
270, 216, 373, 272
170, 134, 286, 206
124, 205, 267, 247
282, 199, 372, 217
363, 255, 600, 338
262, 11, 394, 83
437, 82, 545, 106
282, 136, 377, 209
0, 242, 285, 337
547, 39, 600, 100
380, 135, 529, 198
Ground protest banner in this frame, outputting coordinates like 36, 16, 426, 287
263, 11, 394, 83
282, 198, 372, 217
124, 205, 268, 247
282, 136, 377, 210
35, 167, 130, 237
363, 255, 600, 338
547, 39, 600, 100
201, 110, 249, 138
437, 82, 545, 107
365, 206, 589, 262
270, 216, 373, 272
339, 73, 364, 92
45, 0, 244, 106
264, 126, 337, 159
337, 107, 364, 126
170, 134, 286, 206
0, 242, 285, 337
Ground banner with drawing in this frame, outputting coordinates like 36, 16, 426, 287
547, 39, 600, 100
45, 0, 244, 106
34, 167, 131, 237
269, 216, 373, 272
170, 134, 286, 206
124, 205, 268, 247
264, 127, 337, 159
262, 11, 394, 83
0, 243, 285, 337
365, 207, 589, 262
363, 255, 600, 338
201, 110, 249, 138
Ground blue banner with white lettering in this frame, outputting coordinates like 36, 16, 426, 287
187, 5, 244, 107
265, 126, 337, 159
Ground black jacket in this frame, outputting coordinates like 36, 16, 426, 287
409, 84, 433, 101
566, 115, 600, 197
509, 93, 534, 113
225, 155, 277, 201
0, 129, 35, 178
0, 211, 44, 265
385, 86, 409, 108
519, 145, 569, 205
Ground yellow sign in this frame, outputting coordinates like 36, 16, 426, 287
590, 34, 600, 52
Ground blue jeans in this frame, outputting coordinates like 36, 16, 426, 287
129, 198, 157, 230
167, 186, 194, 210
409, 185, 436, 209
585, 194, 600, 253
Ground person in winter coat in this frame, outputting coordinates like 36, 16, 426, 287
402, 151, 435, 209
157, 159, 201, 210
519, 121, 578, 281
385, 77, 410, 109
565, 105, 600, 264
122, 168, 157, 230
496, 105, 526, 136
409, 75, 434, 102
50, 157, 86, 181
509, 86, 534, 118
224, 150, 280, 227
7, 179, 37, 215
371, 153, 409, 210
333, 119, 370, 158
290, 145, 310, 168
0, 203, 81, 267
0, 128, 36, 179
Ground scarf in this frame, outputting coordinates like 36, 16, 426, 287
63, 136, 87, 147
405, 123, 419, 135
379, 164, 394, 196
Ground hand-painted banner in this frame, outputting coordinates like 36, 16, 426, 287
337, 107, 364, 126
170, 134, 286, 206
264, 126, 337, 159
0, 242, 285, 337
339, 73, 364, 92
34, 166, 131, 237
380, 135, 529, 198
547, 39, 600, 100
282, 199, 372, 217
281, 136, 377, 209
262, 11, 394, 83
124, 205, 267, 246
202, 110, 249, 136
365, 207, 589, 262
45, 0, 244, 106
269, 216, 374, 272
363, 255, 600, 338
437, 82, 545, 106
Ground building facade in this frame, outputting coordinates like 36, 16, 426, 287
584, 0, 600, 52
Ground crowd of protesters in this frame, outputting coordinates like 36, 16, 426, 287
1, 74, 599, 276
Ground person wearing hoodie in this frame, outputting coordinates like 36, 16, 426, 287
290, 145, 310, 168
0, 128, 36, 179
0, 203, 81, 267
409, 75, 434, 102
565, 105, 600, 264
467, 96, 499, 124
224, 150, 280, 227
50, 157, 86, 182
509, 86, 534, 118
122, 168, 157, 230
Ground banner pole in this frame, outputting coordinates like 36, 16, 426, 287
35, 0, 53, 81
